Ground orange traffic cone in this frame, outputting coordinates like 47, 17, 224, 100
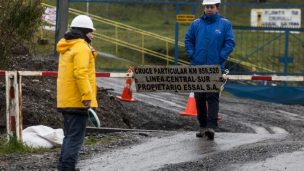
180, 92, 197, 117
116, 78, 136, 102
180, 92, 223, 120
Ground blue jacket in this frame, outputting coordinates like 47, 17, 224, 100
185, 13, 235, 70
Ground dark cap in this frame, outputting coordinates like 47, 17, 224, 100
72, 27, 93, 35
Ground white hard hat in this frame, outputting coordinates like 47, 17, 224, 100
202, 0, 221, 5
70, 15, 95, 31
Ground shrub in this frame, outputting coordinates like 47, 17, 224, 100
0, 0, 44, 68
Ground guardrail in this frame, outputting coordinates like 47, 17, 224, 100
42, 3, 187, 66
94, 33, 189, 65
42, 3, 269, 71
231, 26, 304, 74
66, 5, 258, 69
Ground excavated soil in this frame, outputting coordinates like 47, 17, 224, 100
0, 55, 197, 130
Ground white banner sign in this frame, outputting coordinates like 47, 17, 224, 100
43, 7, 56, 26
251, 9, 301, 28
134, 65, 224, 93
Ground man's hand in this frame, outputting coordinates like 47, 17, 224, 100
222, 74, 228, 80
82, 100, 91, 108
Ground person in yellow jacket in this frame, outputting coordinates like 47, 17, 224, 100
56, 15, 98, 171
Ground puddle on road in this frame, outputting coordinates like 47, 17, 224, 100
226, 148, 304, 171
78, 132, 287, 171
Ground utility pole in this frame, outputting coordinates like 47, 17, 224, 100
54, 0, 69, 57
163, 0, 169, 24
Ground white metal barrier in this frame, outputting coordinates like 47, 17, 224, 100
0, 70, 132, 141
226, 75, 304, 82
5, 71, 22, 140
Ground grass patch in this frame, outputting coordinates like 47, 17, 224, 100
85, 134, 121, 146
0, 136, 55, 154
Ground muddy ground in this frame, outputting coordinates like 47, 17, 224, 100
0, 55, 197, 170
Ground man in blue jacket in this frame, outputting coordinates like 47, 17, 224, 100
185, 0, 235, 140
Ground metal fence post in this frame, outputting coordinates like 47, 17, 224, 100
5, 71, 22, 141
115, 26, 118, 56
174, 4, 180, 65
142, 34, 145, 64
284, 30, 289, 76
54, 0, 69, 57
166, 41, 169, 65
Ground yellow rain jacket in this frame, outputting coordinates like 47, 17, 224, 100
57, 38, 98, 108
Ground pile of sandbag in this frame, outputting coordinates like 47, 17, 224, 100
22, 125, 64, 148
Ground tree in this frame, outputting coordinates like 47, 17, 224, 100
0, 0, 43, 68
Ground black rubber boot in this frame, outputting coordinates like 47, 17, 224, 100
196, 128, 207, 138
205, 128, 215, 140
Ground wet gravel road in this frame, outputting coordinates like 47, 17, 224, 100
1, 76, 303, 171
78, 78, 304, 171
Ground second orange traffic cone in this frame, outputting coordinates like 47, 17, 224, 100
116, 78, 136, 102
180, 92, 197, 117
180, 92, 223, 120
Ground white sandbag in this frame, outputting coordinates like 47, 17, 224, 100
23, 131, 54, 148
22, 125, 64, 148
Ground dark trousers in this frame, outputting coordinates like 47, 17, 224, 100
194, 92, 219, 129
58, 112, 88, 171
